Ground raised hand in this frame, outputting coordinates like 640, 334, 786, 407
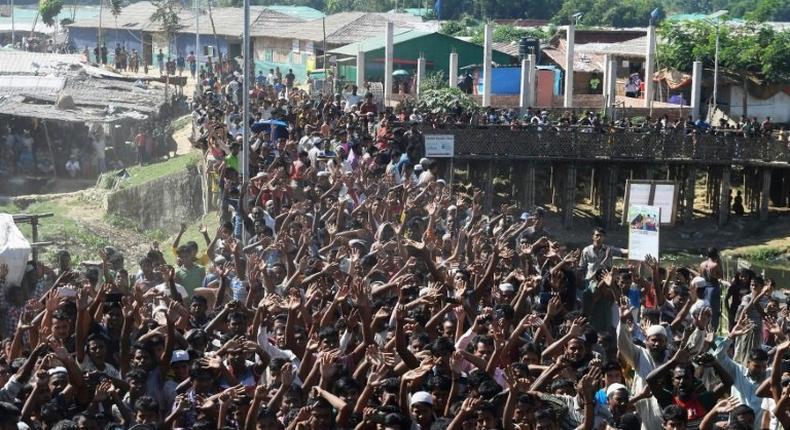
402, 358, 434, 381
715, 395, 741, 413
546, 295, 564, 318
729, 315, 755, 338
672, 345, 693, 364
694, 307, 712, 330
568, 316, 588, 337
280, 362, 295, 387
460, 397, 481, 415
503, 365, 531, 393
644, 254, 658, 271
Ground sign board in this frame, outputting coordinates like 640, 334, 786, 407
305, 41, 314, 54
627, 205, 660, 261
425, 135, 455, 158
622, 180, 679, 226
292, 39, 300, 53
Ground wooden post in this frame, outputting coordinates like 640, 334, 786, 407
522, 162, 536, 210
563, 163, 577, 228
684, 166, 696, 223
761, 168, 772, 221
782, 170, 790, 208
601, 165, 618, 228
483, 160, 495, 213
718, 166, 730, 226
707, 170, 713, 210
31, 218, 39, 263
550, 165, 556, 207
589, 167, 596, 202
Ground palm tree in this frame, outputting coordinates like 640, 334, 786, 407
109, 0, 121, 47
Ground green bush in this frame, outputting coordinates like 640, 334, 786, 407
416, 87, 480, 116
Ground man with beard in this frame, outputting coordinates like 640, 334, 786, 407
617, 302, 671, 429
646, 346, 733, 430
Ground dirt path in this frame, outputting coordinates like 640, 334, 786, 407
172, 117, 195, 156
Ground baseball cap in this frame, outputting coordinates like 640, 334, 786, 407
171, 350, 190, 364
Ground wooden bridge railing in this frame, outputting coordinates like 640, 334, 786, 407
423, 128, 790, 165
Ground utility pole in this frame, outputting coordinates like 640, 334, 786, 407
241, 0, 250, 241
194, 0, 200, 74
711, 10, 728, 111
10, 0, 15, 46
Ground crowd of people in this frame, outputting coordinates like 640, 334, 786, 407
432, 107, 785, 141
3, 59, 790, 430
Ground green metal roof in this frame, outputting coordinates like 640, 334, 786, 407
402, 8, 431, 17
264, 5, 325, 20
329, 29, 433, 56
667, 13, 744, 23
328, 29, 514, 58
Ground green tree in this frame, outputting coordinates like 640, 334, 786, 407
150, 0, 184, 55
39, 0, 64, 26
745, 0, 790, 21
417, 87, 479, 115
468, 24, 553, 45
657, 20, 790, 83
552, 0, 661, 26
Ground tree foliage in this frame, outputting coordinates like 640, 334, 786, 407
150, 0, 184, 52
657, 20, 790, 83
39, 0, 64, 27
469, 24, 553, 45
416, 87, 479, 116
109, 0, 123, 17
551, 0, 662, 26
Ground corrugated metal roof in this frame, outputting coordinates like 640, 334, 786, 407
261, 11, 435, 44
0, 50, 165, 123
0, 50, 83, 75
492, 41, 520, 57
543, 39, 604, 73
250, 8, 308, 38
67, 1, 161, 31
0, 75, 66, 94
66, 3, 309, 38
264, 5, 324, 20
328, 30, 516, 59
327, 29, 432, 55
543, 37, 648, 73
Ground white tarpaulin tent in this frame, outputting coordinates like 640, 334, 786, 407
0, 213, 31, 286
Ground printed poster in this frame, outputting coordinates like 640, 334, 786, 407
627, 204, 660, 261
424, 135, 455, 158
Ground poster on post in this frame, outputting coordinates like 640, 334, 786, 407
627, 204, 660, 261
424, 135, 455, 158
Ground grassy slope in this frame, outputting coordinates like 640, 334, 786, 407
0, 198, 110, 264
120, 151, 201, 188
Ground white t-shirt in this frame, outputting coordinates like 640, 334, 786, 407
762, 397, 778, 430
80, 357, 122, 380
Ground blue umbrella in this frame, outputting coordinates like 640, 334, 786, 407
251, 119, 288, 133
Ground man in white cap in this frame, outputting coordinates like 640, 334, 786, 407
617, 306, 680, 430
600, 383, 631, 429
406, 391, 435, 430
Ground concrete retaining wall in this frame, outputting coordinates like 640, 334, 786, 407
105, 164, 204, 231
